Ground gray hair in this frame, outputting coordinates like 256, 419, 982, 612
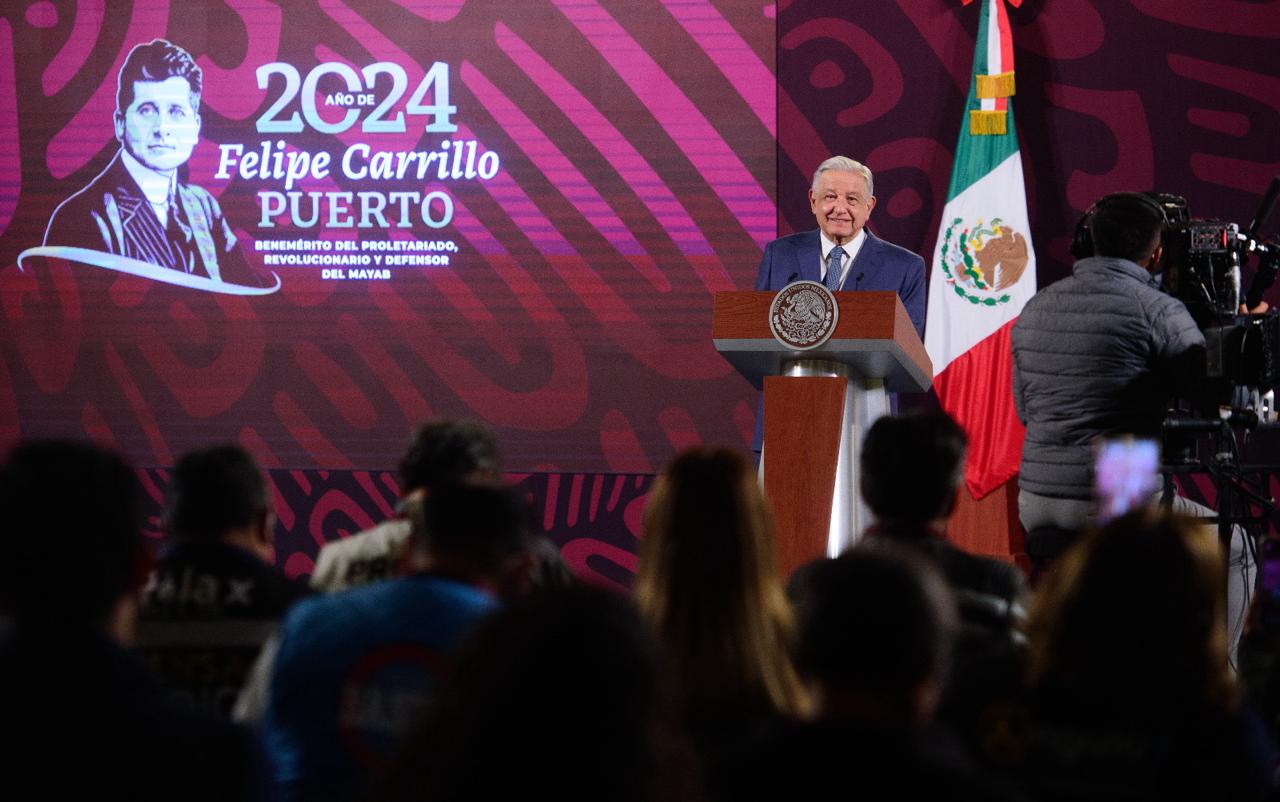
811, 156, 874, 197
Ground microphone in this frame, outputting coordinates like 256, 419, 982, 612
786, 271, 799, 285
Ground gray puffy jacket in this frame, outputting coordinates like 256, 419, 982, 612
1011, 256, 1205, 500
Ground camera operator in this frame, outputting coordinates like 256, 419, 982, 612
1011, 192, 1205, 535
1015, 193, 1270, 660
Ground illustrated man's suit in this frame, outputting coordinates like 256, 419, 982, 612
44, 152, 255, 285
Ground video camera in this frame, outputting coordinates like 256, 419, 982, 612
1070, 179, 1280, 418
1148, 189, 1279, 422
1068, 182, 1280, 540
1154, 180, 1280, 417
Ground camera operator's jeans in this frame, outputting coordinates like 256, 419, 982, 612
1166, 494, 1256, 667
1019, 488, 1255, 665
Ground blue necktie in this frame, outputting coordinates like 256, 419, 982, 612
824, 246, 846, 291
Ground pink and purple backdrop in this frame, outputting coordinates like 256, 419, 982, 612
1, 1, 1276, 579
0, 1, 777, 583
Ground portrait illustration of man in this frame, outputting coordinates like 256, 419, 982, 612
43, 38, 257, 286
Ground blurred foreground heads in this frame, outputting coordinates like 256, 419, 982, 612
725, 544, 1013, 801
1005, 509, 1273, 801
1028, 508, 1233, 712
635, 447, 811, 735
311, 419, 503, 592
137, 444, 310, 717
262, 482, 537, 802
372, 586, 698, 802
0, 440, 262, 801
793, 544, 958, 727
634, 446, 810, 800
860, 410, 1026, 638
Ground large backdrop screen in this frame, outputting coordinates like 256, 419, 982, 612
0, 1, 776, 474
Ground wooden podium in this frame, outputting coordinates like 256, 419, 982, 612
713, 290, 933, 577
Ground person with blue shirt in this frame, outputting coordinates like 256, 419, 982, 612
261, 483, 535, 802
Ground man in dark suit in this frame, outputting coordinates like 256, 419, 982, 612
43, 39, 256, 286
754, 156, 925, 337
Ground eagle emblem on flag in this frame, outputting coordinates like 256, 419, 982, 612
939, 216, 1028, 307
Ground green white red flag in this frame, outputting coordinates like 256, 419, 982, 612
924, 0, 1036, 499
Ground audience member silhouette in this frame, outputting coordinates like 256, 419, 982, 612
9, 436, 1270, 802
261, 482, 536, 802
310, 419, 503, 592
236, 421, 570, 724
634, 447, 811, 794
1008, 509, 1272, 801
370, 586, 699, 802
792, 544, 958, 726
136, 444, 310, 717
859, 410, 1029, 765
0, 440, 263, 801
861, 410, 1026, 632
724, 544, 1013, 801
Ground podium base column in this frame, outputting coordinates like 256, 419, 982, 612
761, 361, 887, 576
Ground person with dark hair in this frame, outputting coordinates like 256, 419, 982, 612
1011, 192, 1205, 534
793, 544, 958, 726
0, 440, 263, 800
43, 39, 258, 285
860, 410, 1026, 633
860, 408, 968, 522
725, 545, 1012, 802
859, 411, 1027, 778
1002, 510, 1273, 801
261, 482, 536, 802
371, 586, 699, 802
1086, 192, 1165, 263
310, 419, 502, 592
0, 441, 145, 631
137, 445, 309, 717
162, 444, 271, 542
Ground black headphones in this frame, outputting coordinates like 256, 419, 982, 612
1068, 191, 1169, 259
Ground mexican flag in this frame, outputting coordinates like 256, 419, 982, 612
924, 0, 1036, 499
